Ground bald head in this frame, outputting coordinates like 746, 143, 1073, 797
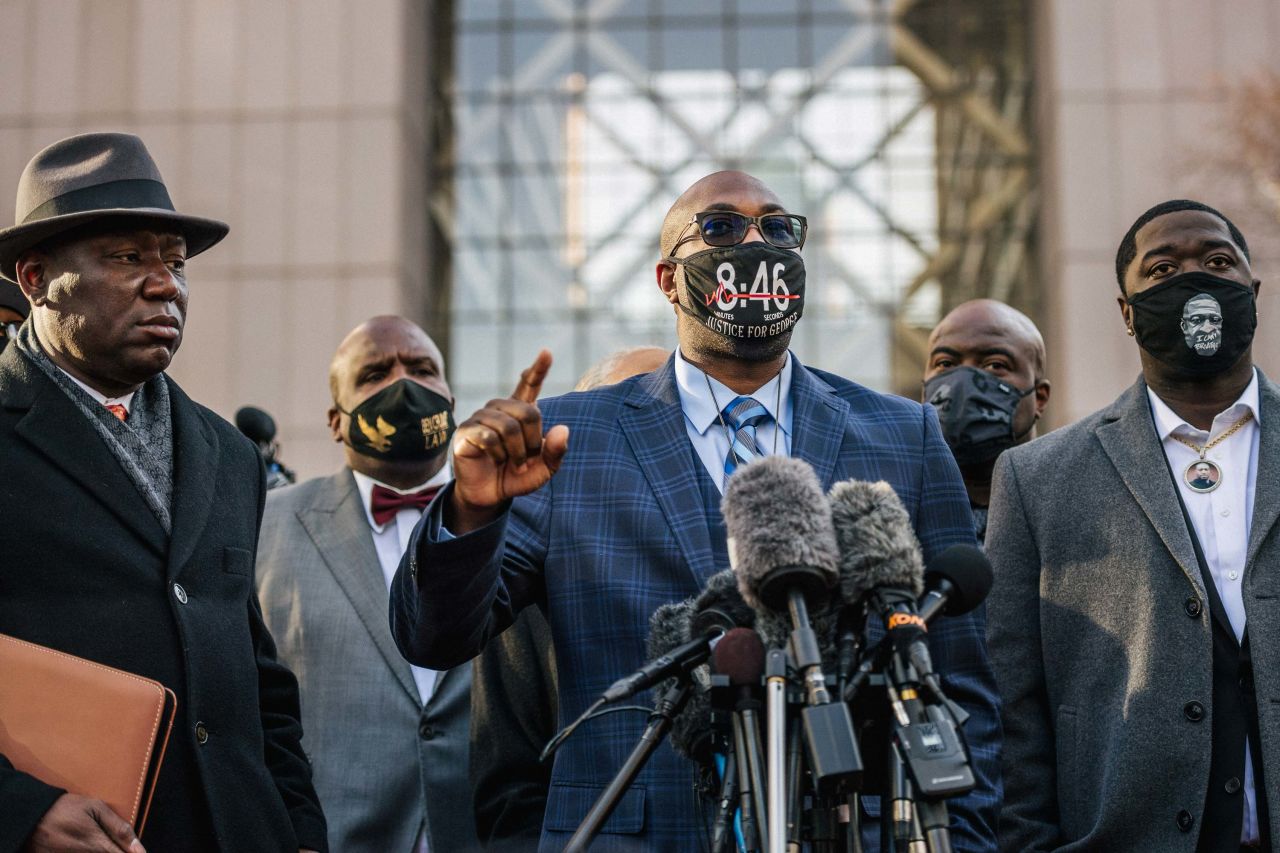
659, 171, 783, 257
928, 299, 1045, 378
328, 315, 447, 405
574, 345, 669, 391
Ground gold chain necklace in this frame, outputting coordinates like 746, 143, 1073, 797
1168, 410, 1254, 494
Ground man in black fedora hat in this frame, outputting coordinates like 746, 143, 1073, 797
0, 132, 326, 853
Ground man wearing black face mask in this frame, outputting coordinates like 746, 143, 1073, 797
922, 299, 1050, 544
987, 199, 1278, 852
389, 171, 1001, 852
255, 316, 481, 853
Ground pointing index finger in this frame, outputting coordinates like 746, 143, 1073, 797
512, 349, 553, 404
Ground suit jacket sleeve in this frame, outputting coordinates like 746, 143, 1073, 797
469, 607, 558, 850
391, 479, 551, 670
984, 451, 1060, 852
914, 404, 1003, 853
0, 754, 64, 853
247, 465, 329, 852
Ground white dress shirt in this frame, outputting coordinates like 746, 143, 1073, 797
56, 365, 135, 415
352, 465, 452, 705
673, 347, 794, 493
1148, 368, 1261, 843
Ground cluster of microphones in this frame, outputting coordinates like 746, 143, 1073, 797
557, 456, 994, 853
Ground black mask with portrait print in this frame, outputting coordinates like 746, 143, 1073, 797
1126, 271, 1256, 377
663, 244, 806, 348
923, 366, 1035, 467
338, 379, 455, 461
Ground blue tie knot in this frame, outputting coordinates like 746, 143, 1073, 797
723, 396, 769, 430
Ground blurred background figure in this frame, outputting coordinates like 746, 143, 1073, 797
235, 405, 297, 490
922, 299, 1050, 544
469, 344, 667, 851
256, 316, 480, 853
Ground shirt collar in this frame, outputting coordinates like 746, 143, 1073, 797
1147, 366, 1261, 441
673, 346, 793, 437
54, 364, 135, 412
352, 462, 452, 533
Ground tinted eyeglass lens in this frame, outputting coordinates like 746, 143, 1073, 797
699, 213, 746, 246
761, 215, 803, 248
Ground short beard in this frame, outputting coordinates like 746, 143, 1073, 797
675, 307, 793, 363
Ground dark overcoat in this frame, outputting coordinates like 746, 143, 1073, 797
0, 343, 327, 852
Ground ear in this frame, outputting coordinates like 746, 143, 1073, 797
14, 251, 49, 305
327, 406, 343, 443
656, 261, 678, 306
1116, 294, 1132, 334
1033, 378, 1051, 419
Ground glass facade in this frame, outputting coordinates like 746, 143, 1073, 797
446, 0, 1034, 411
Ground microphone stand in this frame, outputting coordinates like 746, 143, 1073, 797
565, 680, 693, 853
766, 648, 788, 853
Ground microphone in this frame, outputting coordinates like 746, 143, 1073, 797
668, 570, 756, 767
235, 405, 296, 488
828, 479, 935, 688
722, 456, 840, 614
722, 457, 861, 790
714, 628, 769, 851
235, 405, 277, 446
918, 544, 993, 624
604, 569, 754, 705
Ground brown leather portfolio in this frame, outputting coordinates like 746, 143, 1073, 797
0, 633, 176, 835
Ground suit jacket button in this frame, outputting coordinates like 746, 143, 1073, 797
1184, 598, 1201, 617
1183, 701, 1205, 722
173, 583, 188, 605
1225, 776, 1243, 794
1176, 809, 1194, 832
195, 722, 208, 744
418, 722, 436, 740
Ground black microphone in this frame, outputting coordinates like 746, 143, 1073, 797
918, 544, 993, 624
604, 570, 753, 705
235, 405, 296, 488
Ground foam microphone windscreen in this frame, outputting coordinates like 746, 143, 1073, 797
721, 456, 840, 613
925, 544, 994, 616
690, 569, 756, 637
234, 405, 277, 445
646, 598, 695, 664
712, 627, 766, 687
668, 681, 713, 766
828, 479, 925, 604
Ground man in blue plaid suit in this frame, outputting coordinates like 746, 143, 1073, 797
390, 171, 1001, 851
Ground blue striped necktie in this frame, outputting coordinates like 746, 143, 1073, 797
722, 395, 772, 478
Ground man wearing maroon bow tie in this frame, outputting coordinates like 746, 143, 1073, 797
255, 315, 480, 853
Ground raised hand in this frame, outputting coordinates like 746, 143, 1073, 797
447, 349, 570, 532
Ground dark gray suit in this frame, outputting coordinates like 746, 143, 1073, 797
986, 375, 1280, 851
256, 470, 479, 852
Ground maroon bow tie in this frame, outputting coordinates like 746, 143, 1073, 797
370, 484, 440, 526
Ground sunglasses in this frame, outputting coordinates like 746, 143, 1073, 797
674, 210, 808, 251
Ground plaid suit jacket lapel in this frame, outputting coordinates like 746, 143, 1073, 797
619, 357, 718, 587
789, 358, 853, 490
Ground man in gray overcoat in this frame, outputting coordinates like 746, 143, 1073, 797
987, 198, 1274, 852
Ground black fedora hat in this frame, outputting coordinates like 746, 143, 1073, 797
0, 132, 229, 282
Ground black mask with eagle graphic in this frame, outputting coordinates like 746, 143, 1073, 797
338, 379, 456, 461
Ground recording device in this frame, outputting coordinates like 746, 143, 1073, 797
234, 405, 296, 489
722, 457, 862, 790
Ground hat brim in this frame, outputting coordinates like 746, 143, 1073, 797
0, 207, 229, 283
